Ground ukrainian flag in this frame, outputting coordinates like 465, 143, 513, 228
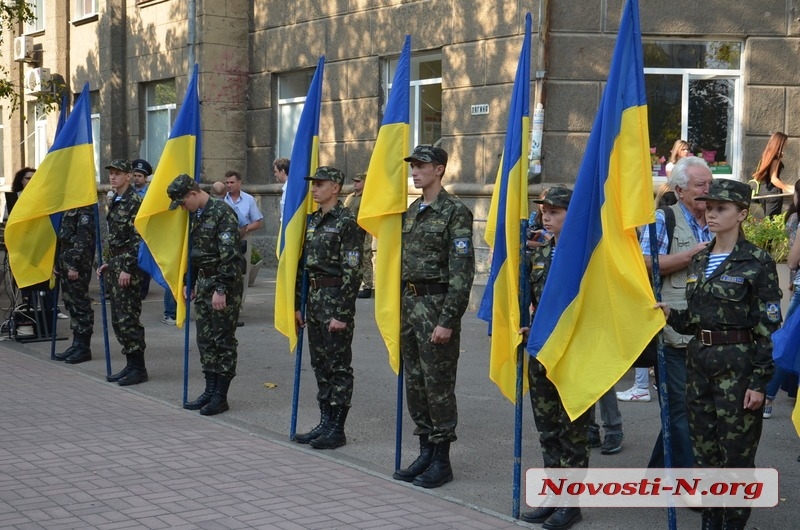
526, 0, 665, 420
772, 306, 800, 435
477, 15, 531, 402
6, 84, 97, 288
358, 37, 410, 374
275, 57, 324, 351
134, 64, 202, 327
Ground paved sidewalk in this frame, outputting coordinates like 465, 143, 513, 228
0, 346, 520, 529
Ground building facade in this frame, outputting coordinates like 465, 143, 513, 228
1, 0, 799, 263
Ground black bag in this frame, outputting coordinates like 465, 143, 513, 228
633, 207, 675, 367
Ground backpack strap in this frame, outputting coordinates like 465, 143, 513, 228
659, 206, 676, 254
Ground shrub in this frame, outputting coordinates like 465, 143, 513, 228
251, 247, 262, 265
743, 213, 789, 262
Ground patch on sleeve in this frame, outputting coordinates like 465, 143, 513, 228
686, 274, 698, 284
766, 302, 781, 323
79, 215, 91, 226
453, 237, 470, 255
345, 250, 360, 267
532, 262, 545, 270
221, 232, 233, 241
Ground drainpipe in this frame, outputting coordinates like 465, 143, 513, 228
187, 0, 196, 68
529, 0, 550, 181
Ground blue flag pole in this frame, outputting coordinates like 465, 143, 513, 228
513, 219, 531, 519
94, 204, 112, 376
182, 241, 194, 406
289, 269, 309, 439
394, 358, 404, 472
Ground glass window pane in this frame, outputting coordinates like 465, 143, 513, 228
279, 72, 313, 100
147, 81, 176, 107
419, 83, 442, 145
91, 114, 100, 182
146, 110, 170, 165
644, 41, 741, 70
278, 102, 304, 158
25, 1, 45, 33
688, 78, 734, 170
645, 74, 683, 159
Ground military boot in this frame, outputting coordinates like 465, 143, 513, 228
393, 434, 434, 482
183, 372, 217, 410
54, 337, 79, 361
106, 355, 133, 382
200, 375, 232, 416
294, 401, 331, 444
65, 333, 92, 364
413, 441, 453, 488
118, 353, 148, 386
310, 405, 348, 449
701, 509, 724, 530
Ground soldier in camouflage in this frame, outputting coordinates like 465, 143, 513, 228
659, 178, 782, 530
344, 172, 374, 298
167, 174, 243, 416
97, 159, 148, 386
393, 145, 474, 489
54, 206, 97, 364
293, 166, 364, 450
520, 186, 587, 530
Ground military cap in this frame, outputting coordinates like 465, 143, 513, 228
404, 145, 449, 166
533, 186, 573, 209
304, 166, 345, 186
131, 158, 153, 176
695, 178, 751, 208
105, 159, 131, 172
352, 173, 367, 182
167, 174, 200, 210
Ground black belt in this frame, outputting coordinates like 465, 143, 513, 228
309, 276, 343, 289
108, 247, 135, 257
696, 329, 753, 346
406, 281, 448, 296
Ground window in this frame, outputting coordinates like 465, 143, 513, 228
276, 71, 315, 158
24, 0, 45, 33
85, 91, 100, 182
0, 113, 5, 185
25, 102, 48, 167
644, 41, 743, 179
74, 0, 97, 19
386, 53, 442, 148
143, 80, 176, 167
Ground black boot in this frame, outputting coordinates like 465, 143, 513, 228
310, 405, 348, 449
520, 506, 557, 524
54, 336, 80, 361
542, 507, 581, 530
393, 434, 434, 482
294, 401, 331, 444
413, 441, 453, 488
107, 355, 133, 382
200, 376, 231, 416
357, 288, 372, 299
184, 372, 217, 410
702, 509, 724, 530
65, 333, 92, 364
118, 353, 148, 386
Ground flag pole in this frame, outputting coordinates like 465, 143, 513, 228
49, 270, 60, 358
394, 358, 404, 471
289, 269, 309, 439
647, 221, 676, 530
513, 219, 531, 519
182, 247, 194, 406
94, 204, 112, 376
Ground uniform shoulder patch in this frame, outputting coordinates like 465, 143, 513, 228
765, 302, 781, 323
79, 215, 91, 225
453, 237, 470, 255
345, 250, 360, 267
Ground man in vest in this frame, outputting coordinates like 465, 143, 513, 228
639, 155, 712, 469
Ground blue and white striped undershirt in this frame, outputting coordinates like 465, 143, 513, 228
704, 253, 729, 277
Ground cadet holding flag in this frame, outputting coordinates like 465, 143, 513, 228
393, 145, 474, 489
293, 166, 364, 450
166, 174, 243, 416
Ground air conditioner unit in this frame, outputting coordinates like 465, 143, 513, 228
13, 36, 35, 62
25, 67, 52, 95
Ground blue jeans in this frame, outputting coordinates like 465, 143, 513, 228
648, 344, 695, 468
163, 288, 176, 319
765, 288, 800, 399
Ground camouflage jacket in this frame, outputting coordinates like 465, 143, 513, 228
189, 198, 242, 293
296, 201, 364, 322
402, 188, 475, 329
106, 186, 142, 273
58, 206, 97, 272
343, 192, 361, 218
529, 239, 554, 307
667, 237, 783, 392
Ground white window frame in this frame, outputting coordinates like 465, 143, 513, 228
0, 112, 5, 185
74, 0, 97, 20
24, 0, 45, 34
143, 81, 176, 167
276, 71, 316, 159
385, 52, 442, 150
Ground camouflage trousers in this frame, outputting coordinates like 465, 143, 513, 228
686, 343, 768, 526
306, 286, 355, 407
58, 266, 94, 336
107, 266, 145, 356
400, 292, 459, 444
194, 276, 242, 378
529, 359, 590, 468
360, 234, 374, 290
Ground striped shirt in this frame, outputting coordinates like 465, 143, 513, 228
704, 253, 729, 278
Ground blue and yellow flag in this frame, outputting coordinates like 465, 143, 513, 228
477, 15, 531, 402
526, 0, 665, 420
134, 64, 202, 327
358, 37, 410, 374
275, 56, 324, 351
6, 84, 97, 288
772, 305, 800, 436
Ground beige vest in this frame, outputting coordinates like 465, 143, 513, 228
660, 203, 698, 348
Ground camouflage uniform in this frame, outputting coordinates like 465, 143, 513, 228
106, 185, 146, 357
189, 198, 243, 378
57, 206, 96, 337
296, 199, 364, 407
529, 241, 591, 468
344, 189, 373, 290
400, 188, 474, 444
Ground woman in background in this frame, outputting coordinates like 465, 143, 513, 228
665, 139, 691, 176
753, 131, 793, 217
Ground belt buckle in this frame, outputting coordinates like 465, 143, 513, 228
310, 278, 318, 289
700, 329, 713, 346
408, 282, 418, 296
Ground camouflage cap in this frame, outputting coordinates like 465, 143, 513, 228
352, 172, 366, 182
131, 158, 153, 176
105, 159, 131, 172
304, 166, 345, 186
167, 174, 199, 210
533, 186, 573, 208
404, 145, 449, 166
695, 178, 751, 207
